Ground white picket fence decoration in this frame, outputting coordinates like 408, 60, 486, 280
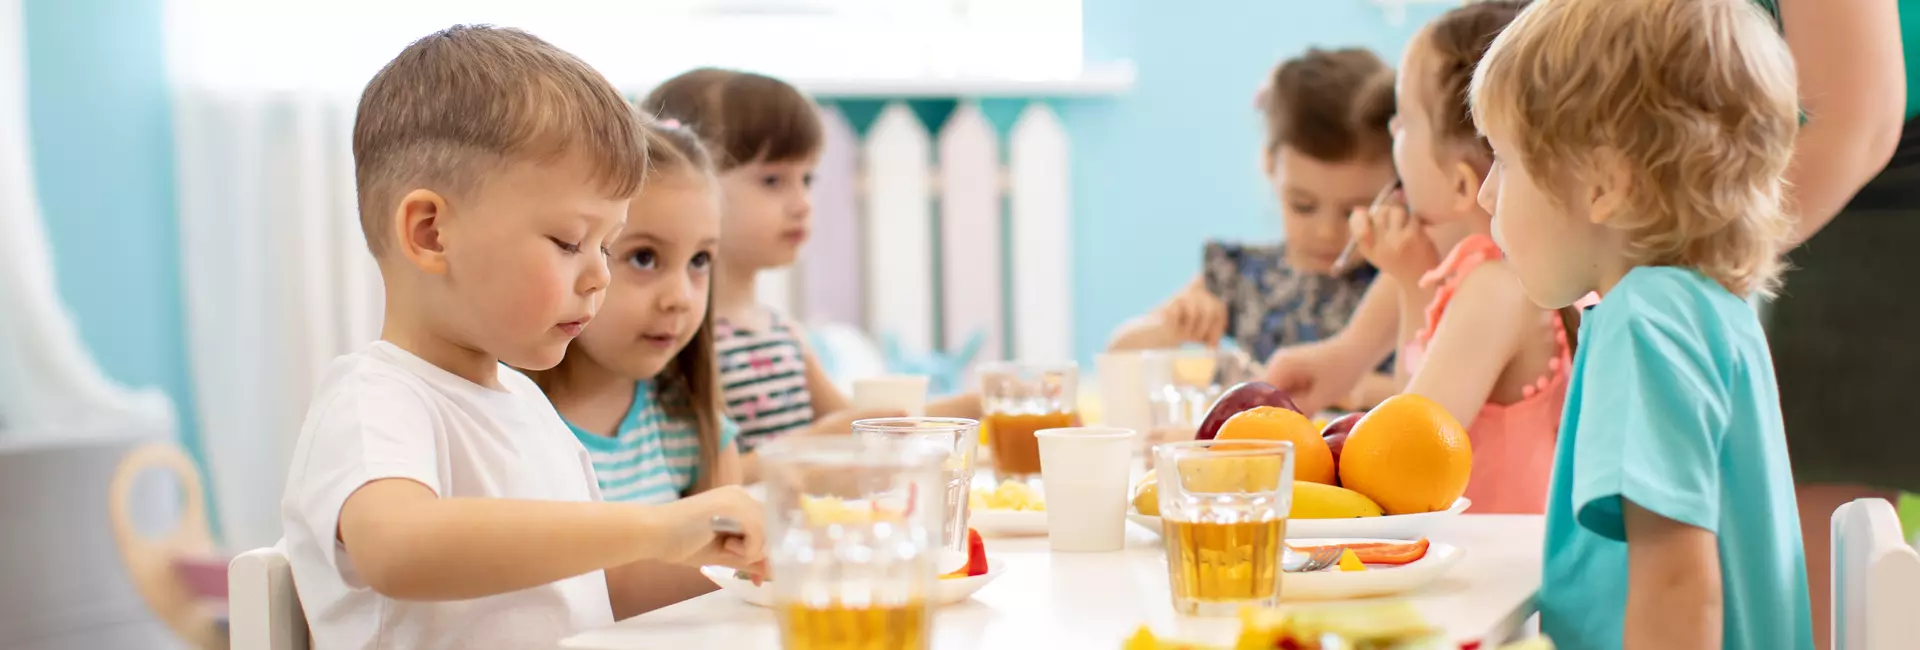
780, 100, 1073, 365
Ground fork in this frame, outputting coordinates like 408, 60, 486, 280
1331, 179, 1404, 272
1283, 545, 1345, 573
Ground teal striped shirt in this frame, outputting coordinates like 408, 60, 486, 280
566, 381, 737, 504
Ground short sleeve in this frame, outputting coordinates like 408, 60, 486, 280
1570, 304, 1730, 541
288, 376, 445, 584
720, 415, 741, 450
1566, 308, 1735, 540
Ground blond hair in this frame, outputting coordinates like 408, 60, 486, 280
1469, 0, 1799, 297
353, 25, 647, 255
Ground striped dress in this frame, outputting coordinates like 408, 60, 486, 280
566, 381, 737, 504
715, 311, 815, 451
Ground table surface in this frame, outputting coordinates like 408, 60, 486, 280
562, 514, 1545, 650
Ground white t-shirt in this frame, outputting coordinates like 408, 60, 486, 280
280, 341, 613, 649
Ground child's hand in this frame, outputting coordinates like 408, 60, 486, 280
1264, 340, 1368, 415
1350, 198, 1440, 285
1157, 280, 1228, 346
655, 485, 767, 573
810, 408, 908, 436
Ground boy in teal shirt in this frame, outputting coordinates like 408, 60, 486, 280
1468, 0, 1813, 647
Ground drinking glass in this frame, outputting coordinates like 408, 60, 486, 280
851, 417, 979, 561
1154, 439, 1296, 616
977, 361, 1079, 482
760, 437, 946, 650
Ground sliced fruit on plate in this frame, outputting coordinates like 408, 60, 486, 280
1337, 548, 1366, 572
971, 480, 1046, 511
1288, 538, 1431, 566
940, 528, 989, 579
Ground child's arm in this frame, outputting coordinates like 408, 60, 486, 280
1622, 500, 1723, 649
927, 392, 982, 420
336, 478, 764, 601
786, 321, 853, 417
713, 434, 744, 487
1108, 275, 1227, 351
605, 561, 718, 620
1400, 264, 1536, 429
1264, 277, 1401, 414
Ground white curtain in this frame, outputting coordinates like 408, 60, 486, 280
174, 89, 382, 549
0, 0, 173, 440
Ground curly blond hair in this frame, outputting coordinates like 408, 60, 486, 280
1469, 0, 1799, 297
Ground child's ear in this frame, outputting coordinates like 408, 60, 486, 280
394, 189, 453, 275
1448, 160, 1486, 214
1587, 149, 1631, 225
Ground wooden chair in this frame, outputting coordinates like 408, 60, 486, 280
1831, 498, 1920, 650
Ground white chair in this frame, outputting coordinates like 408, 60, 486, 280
1831, 498, 1920, 650
228, 547, 310, 650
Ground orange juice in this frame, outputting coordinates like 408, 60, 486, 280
1163, 518, 1287, 612
777, 600, 929, 650
983, 411, 1078, 478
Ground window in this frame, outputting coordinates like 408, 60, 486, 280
163, 0, 1084, 91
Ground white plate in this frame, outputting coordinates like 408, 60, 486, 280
969, 509, 1048, 537
1281, 538, 1463, 601
699, 558, 1008, 608
1127, 498, 1471, 540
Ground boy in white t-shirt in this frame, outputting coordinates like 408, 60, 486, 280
278, 26, 766, 650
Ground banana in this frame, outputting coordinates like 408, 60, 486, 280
1291, 481, 1385, 519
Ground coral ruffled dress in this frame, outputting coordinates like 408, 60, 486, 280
1400, 234, 1569, 514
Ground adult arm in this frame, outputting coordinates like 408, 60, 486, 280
1779, 0, 1907, 244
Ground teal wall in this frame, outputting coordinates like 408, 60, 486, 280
22, 0, 202, 459
1061, 0, 1447, 366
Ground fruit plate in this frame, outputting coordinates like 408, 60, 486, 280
969, 509, 1048, 537
699, 558, 1007, 608
1282, 538, 1462, 601
1127, 497, 1470, 541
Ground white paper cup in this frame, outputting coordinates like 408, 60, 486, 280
1096, 352, 1151, 432
1035, 427, 1136, 552
852, 375, 930, 416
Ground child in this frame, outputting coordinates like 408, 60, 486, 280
279, 27, 764, 648
1348, 0, 1569, 515
640, 69, 978, 477
1109, 49, 1398, 382
527, 121, 740, 616
1472, 0, 1809, 647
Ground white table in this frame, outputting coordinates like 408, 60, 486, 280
562, 515, 1545, 649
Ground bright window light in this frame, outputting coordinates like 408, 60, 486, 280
163, 0, 1084, 92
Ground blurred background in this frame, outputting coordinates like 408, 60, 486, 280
0, 0, 1567, 647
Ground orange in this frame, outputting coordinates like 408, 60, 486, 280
1337, 394, 1472, 515
1216, 406, 1336, 485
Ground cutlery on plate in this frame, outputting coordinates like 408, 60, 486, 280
1283, 545, 1345, 573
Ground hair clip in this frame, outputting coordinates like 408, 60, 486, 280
658, 118, 683, 130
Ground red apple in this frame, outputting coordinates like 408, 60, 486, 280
1194, 381, 1303, 440
1320, 412, 1364, 465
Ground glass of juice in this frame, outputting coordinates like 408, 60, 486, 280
1154, 439, 1296, 617
977, 361, 1079, 482
851, 417, 980, 561
759, 437, 946, 650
